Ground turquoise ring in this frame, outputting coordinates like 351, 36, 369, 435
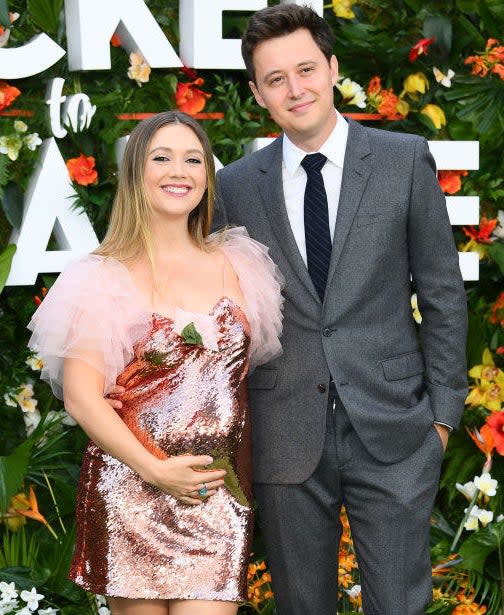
198, 484, 208, 497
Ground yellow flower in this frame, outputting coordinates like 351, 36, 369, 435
336, 77, 367, 108
466, 348, 504, 412
127, 52, 151, 86
329, 0, 357, 19
402, 72, 430, 98
411, 293, 422, 323
396, 98, 410, 117
420, 103, 447, 129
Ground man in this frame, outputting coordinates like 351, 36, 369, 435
214, 5, 467, 615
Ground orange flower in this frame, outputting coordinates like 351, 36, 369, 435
175, 78, 211, 115
4, 486, 57, 538
408, 36, 436, 62
489, 291, 504, 326
33, 286, 47, 307
366, 76, 408, 120
0, 80, 21, 112
463, 215, 498, 244
110, 33, 121, 47
438, 170, 468, 194
465, 39, 504, 81
66, 153, 98, 186
467, 425, 495, 458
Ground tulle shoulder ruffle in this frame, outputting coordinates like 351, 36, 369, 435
211, 226, 284, 369
27, 255, 151, 399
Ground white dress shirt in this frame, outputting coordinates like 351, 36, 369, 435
282, 109, 349, 265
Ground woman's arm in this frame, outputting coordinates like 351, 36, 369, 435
64, 357, 226, 505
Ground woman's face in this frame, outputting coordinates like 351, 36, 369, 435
143, 123, 207, 223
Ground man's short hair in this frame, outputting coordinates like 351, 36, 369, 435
242, 4, 334, 83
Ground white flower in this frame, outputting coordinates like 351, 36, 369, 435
19, 396, 38, 413
344, 584, 362, 598
433, 67, 455, 87
14, 120, 27, 133
477, 509, 493, 527
98, 608, 111, 615
16, 607, 32, 615
127, 52, 151, 86
23, 408, 42, 436
492, 210, 504, 240
20, 587, 44, 611
24, 133, 42, 151
17, 383, 34, 399
39, 609, 59, 614
0, 134, 23, 161
0, 581, 18, 600
4, 392, 17, 407
336, 77, 367, 109
456, 480, 477, 500
95, 596, 108, 607
464, 505, 481, 530
497, 514, 504, 522
0, 600, 18, 614
61, 411, 78, 427
25, 355, 44, 371
474, 472, 498, 497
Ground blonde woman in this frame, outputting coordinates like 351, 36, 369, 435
28, 111, 283, 615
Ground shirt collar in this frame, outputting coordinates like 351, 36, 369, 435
282, 110, 349, 177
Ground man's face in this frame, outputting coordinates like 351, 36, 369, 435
249, 28, 338, 152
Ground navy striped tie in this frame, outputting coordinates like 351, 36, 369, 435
301, 153, 331, 301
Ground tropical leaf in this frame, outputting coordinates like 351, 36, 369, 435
0, 0, 9, 29
0, 439, 33, 513
27, 0, 64, 34
1, 182, 24, 229
0, 243, 15, 294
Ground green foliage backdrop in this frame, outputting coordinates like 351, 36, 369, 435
0, 0, 503, 613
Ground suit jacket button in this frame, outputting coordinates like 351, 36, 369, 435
322, 328, 332, 337
317, 383, 327, 393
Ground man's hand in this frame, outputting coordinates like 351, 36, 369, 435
105, 385, 125, 410
434, 423, 450, 452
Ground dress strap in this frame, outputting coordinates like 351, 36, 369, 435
222, 251, 228, 296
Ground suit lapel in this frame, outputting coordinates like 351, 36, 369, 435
326, 119, 372, 291
256, 137, 320, 303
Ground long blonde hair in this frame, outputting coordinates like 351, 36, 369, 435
96, 111, 216, 262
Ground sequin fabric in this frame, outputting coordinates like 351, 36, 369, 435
68, 297, 254, 601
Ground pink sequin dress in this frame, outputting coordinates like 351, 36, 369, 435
27, 228, 284, 601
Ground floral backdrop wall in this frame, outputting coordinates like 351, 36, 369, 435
0, 0, 503, 613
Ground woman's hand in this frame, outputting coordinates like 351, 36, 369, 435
143, 455, 227, 506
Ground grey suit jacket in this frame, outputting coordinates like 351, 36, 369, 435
215, 118, 468, 484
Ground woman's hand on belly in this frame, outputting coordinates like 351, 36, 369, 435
142, 455, 227, 506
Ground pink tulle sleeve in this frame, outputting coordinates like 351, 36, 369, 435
219, 226, 284, 369
27, 256, 150, 399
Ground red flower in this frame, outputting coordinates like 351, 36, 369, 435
437, 170, 468, 195
110, 33, 121, 47
175, 77, 211, 115
66, 153, 98, 186
486, 411, 504, 455
367, 75, 382, 95
408, 37, 436, 62
0, 80, 21, 112
463, 215, 498, 244
497, 347, 504, 355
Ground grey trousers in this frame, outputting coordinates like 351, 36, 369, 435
254, 386, 444, 615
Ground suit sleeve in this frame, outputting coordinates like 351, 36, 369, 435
213, 170, 230, 232
408, 137, 468, 429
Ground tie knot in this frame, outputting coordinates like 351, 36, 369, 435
301, 153, 327, 174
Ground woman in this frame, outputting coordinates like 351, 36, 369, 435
28, 111, 283, 615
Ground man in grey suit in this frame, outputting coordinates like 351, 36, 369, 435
215, 5, 467, 615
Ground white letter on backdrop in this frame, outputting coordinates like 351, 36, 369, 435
179, 0, 266, 69
65, 0, 182, 71
280, 0, 324, 17
0, 34, 66, 79
6, 139, 99, 286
